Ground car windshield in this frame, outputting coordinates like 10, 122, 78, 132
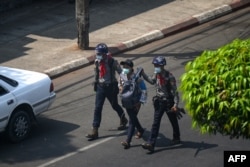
0, 75, 18, 87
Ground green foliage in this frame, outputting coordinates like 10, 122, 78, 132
180, 38, 250, 139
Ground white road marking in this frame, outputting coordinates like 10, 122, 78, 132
37, 131, 123, 167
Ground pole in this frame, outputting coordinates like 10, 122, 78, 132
76, 0, 89, 49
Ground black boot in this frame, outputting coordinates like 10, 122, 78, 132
141, 143, 154, 153
121, 141, 131, 149
86, 127, 98, 140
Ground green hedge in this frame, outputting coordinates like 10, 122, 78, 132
180, 38, 250, 139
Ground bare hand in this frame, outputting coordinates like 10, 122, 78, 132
171, 106, 177, 112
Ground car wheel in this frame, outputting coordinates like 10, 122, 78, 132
7, 110, 31, 143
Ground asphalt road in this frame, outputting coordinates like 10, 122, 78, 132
0, 8, 250, 167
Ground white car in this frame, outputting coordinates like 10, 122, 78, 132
0, 66, 56, 143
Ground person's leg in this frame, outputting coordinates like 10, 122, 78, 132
132, 106, 144, 138
86, 85, 106, 139
167, 112, 180, 144
106, 85, 128, 130
142, 98, 164, 152
165, 100, 180, 144
92, 85, 106, 127
148, 107, 164, 146
126, 108, 137, 142
121, 108, 134, 149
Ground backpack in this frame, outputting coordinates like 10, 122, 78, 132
120, 67, 143, 109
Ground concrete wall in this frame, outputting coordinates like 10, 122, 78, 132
0, 0, 33, 13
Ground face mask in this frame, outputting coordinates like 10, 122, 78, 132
122, 68, 130, 74
96, 55, 103, 60
154, 67, 161, 73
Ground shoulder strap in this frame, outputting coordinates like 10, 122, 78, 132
133, 67, 142, 82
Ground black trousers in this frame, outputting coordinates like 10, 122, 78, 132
125, 105, 143, 143
92, 83, 125, 128
148, 97, 180, 146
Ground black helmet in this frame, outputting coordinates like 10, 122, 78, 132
95, 43, 108, 54
152, 56, 166, 66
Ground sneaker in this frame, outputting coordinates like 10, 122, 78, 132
117, 117, 128, 130
141, 143, 154, 153
170, 138, 181, 145
121, 141, 130, 149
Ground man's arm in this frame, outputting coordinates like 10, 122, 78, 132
141, 69, 156, 85
169, 72, 179, 108
113, 59, 122, 74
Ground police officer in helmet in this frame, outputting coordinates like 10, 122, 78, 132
86, 43, 128, 140
140, 56, 184, 153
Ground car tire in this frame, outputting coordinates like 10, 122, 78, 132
7, 110, 31, 143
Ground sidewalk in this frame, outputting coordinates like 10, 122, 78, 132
0, 0, 249, 78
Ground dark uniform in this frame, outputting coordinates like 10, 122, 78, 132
86, 43, 128, 140
141, 56, 181, 153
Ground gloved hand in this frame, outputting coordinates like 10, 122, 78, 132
171, 106, 186, 119
175, 108, 186, 119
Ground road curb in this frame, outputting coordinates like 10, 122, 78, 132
44, 0, 249, 78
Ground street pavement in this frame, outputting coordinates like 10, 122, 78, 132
0, 0, 249, 78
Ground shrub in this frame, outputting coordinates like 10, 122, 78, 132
180, 38, 250, 139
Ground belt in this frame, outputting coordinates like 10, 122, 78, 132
98, 83, 112, 87
154, 96, 169, 101
160, 96, 168, 101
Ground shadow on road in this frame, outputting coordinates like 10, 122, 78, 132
154, 139, 218, 156
0, 116, 80, 165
